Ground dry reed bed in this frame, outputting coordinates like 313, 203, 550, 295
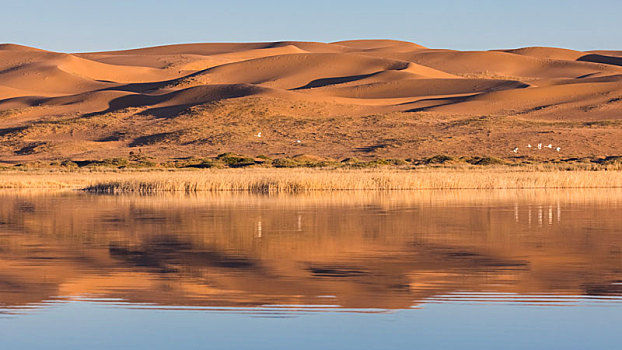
85, 171, 622, 193
1, 169, 618, 193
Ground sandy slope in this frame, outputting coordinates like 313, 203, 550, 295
0, 40, 621, 162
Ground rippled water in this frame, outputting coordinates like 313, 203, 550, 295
1, 189, 621, 349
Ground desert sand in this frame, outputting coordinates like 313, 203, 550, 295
0, 40, 621, 163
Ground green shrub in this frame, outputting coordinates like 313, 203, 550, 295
272, 158, 301, 168
595, 156, 622, 165
273, 155, 336, 168
60, 160, 78, 168
90, 158, 131, 168
216, 153, 256, 168
172, 157, 220, 169
73, 157, 158, 169
340, 157, 361, 164
466, 156, 507, 166
187, 160, 221, 168
48, 160, 79, 168
343, 158, 409, 168
423, 154, 456, 164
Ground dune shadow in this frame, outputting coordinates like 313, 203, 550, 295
100, 81, 172, 94
87, 84, 263, 118
293, 73, 376, 90
96, 66, 211, 94
354, 144, 389, 153
406, 95, 474, 112
140, 105, 195, 118
578, 54, 622, 67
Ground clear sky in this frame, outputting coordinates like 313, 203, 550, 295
1, 0, 620, 52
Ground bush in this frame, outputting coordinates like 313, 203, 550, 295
466, 156, 506, 166
88, 158, 131, 168
423, 154, 456, 164
73, 157, 158, 169
594, 156, 622, 165
216, 153, 256, 168
343, 158, 409, 168
171, 157, 218, 169
187, 160, 221, 168
380, 158, 408, 166
272, 158, 301, 168
340, 157, 361, 165
273, 155, 336, 168
48, 160, 78, 168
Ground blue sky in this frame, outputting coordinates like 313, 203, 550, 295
1, 0, 620, 52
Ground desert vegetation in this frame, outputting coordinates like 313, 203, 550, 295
83, 169, 622, 194
2, 152, 621, 193
7, 151, 622, 170
1, 164, 621, 194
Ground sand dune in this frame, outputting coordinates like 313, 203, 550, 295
177, 53, 430, 90
177, 45, 309, 70
426, 81, 622, 118
589, 50, 622, 58
3, 40, 620, 112
334, 39, 427, 52
0, 40, 621, 162
311, 78, 528, 99
499, 47, 585, 61
577, 53, 622, 67
401, 50, 620, 81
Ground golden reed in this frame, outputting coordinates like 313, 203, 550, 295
1, 168, 621, 193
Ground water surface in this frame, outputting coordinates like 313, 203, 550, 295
1, 190, 621, 349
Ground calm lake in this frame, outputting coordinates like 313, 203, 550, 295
1, 189, 621, 349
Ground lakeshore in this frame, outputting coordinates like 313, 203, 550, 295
1, 167, 621, 193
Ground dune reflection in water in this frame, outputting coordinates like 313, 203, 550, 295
1, 189, 622, 314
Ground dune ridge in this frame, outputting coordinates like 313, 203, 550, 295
0, 40, 621, 162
